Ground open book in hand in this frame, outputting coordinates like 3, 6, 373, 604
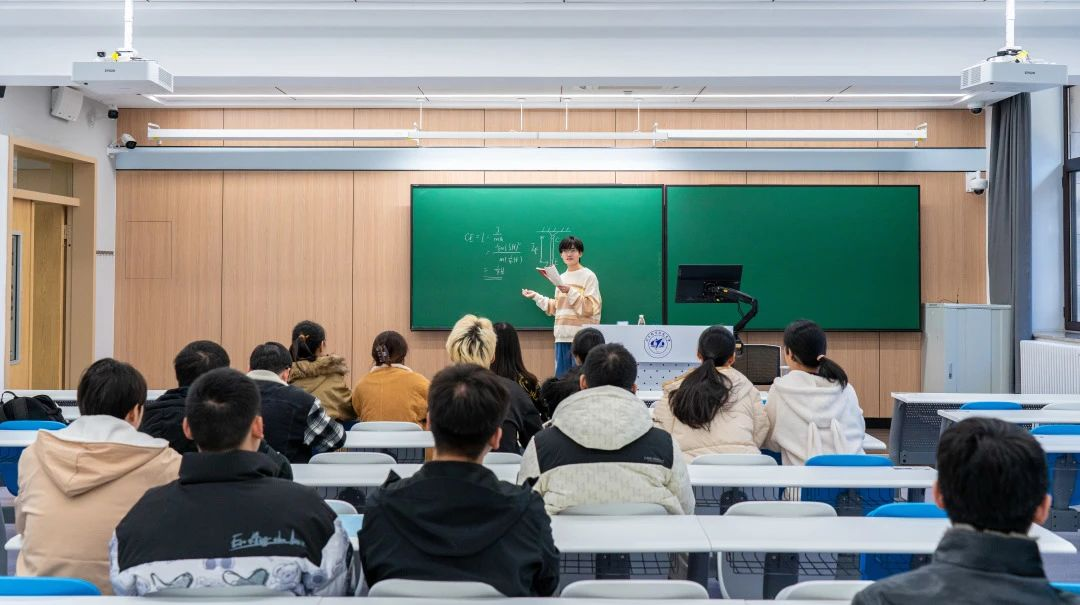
536, 265, 564, 287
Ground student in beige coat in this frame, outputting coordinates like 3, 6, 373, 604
289, 320, 355, 422
653, 326, 770, 462
16, 359, 181, 594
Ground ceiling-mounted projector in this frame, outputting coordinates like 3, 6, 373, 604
960, 59, 1067, 94
72, 60, 174, 94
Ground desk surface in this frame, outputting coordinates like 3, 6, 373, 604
894, 392, 1080, 405
550, 515, 714, 553
696, 516, 1075, 555
938, 409, 1080, 424
1034, 434, 1080, 453
293, 463, 520, 486
0, 598, 844, 605
344, 431, 435, 449
687, 465, 934, 488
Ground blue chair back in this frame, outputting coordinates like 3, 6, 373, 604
860, 503, 946, 581
0, 577, 101, 596
1032, 425, 1080, 436
802, 454, 894, 516
959, 401, 1021, 411
1053, 583, 1080, 596
1032, 426, 1080, 508
0, 420, 65, 497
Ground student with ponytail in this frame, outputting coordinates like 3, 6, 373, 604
653, 326, 770, 461
764, 319, 865, 466
351, 331, 430, 426
288, 320, 355, 423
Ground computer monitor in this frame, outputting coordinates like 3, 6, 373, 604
675, 264, 743, 303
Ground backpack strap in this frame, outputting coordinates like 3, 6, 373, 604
13, 397, 30, 421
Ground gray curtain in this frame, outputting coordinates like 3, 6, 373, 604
987, 93, 1032, 392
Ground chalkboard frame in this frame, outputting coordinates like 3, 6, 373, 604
410, 184, 666, 331
662, 184, 923, 332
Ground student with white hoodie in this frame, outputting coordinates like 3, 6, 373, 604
764, 319, 865, 466
15, 359, 181, 593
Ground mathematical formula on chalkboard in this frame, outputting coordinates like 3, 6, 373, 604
462, 226, 572, 281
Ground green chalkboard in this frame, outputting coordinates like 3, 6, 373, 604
666, 186, 921, 330
411, 186, 663, 330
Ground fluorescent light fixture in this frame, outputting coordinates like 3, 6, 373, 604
147, 127, 413, 141
147, 92, 964, 101
657, 128, 928, 142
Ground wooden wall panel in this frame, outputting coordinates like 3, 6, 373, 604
878, 109, 985, 148
484, 109, 617, 148
827, 332, 882, 417
352, 171, 485, 382
117, 109, 224, 147
483, 171, 616, 185
220, 172, 353, 378
615, 172, 746, 185
223, 109, 354, 147
115, 171, 223, 388
746, 110, 878, 148
354, 108, 485, 147
614, 109, 747, 148
878, 332, 922, 419
745, 172, 878, 185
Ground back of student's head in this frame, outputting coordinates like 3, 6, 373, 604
77, 358, 147, 418
446, 314, 497, 366
249, 342, 293, 374
491, 322, 537, 387
540, 371, 581, 415
783, 319, 848, 389
173, 340, 231, 388
581, 343, 636, 392
186, 368, 261, 453
571, 327, 606, 365
670, 326, 736, 430
937, 418, 1048, 534
428, 364, 510, 459
290, 320, 326, 363
371, 330, 408, 366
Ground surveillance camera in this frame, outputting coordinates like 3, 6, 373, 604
967, 102, 985, 115
965, 171, 988, 195
120, 133, 137, 150
107, 105, 119, 120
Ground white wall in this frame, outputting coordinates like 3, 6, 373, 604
0, 86, 116, 363
1031, 87, 1065, 334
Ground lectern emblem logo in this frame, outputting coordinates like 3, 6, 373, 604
644, 330, 672, 359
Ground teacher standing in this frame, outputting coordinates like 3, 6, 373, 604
521, 235, 602, 378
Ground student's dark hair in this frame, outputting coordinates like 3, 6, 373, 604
669, 326, 736, 430
582, 343, 637, 391
571, 327, 606, 365
249, 342, 293, 374
77, 358, 147, 418
539, 369, 581, 415
186, 368, 261, 452
371, 330, 408, 366
783, 319, 848, 389
290, 320, 326, 363
427, 363, 510, 459
937, 418, 1048, 534
490, 322, 538, 393
173, 340, 231, 388
558, 235, 584, 254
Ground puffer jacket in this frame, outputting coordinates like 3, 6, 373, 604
764, 370, 865, 466
653, 366, 770, 461
518, 385, 694, 515
290, 355, 354, 422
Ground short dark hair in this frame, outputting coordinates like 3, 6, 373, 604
249, 342, 293, 374
77, 358, 147, 418
185, 368, 261, 452
558, 235, 584, 254
581, 343, 637, 391
571, 327, 605, 365
173, 340, 231, 387
540, 370, 581, 415
937, 418, 1048, 534
427, 364, 510, 459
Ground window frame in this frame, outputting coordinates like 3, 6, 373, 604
1065, 85, 1080, 331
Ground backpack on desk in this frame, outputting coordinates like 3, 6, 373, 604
0, 391, 67, 424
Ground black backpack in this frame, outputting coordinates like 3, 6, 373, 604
0, 391, 67, 424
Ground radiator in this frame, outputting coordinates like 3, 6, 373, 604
1021, 340, 1080, 394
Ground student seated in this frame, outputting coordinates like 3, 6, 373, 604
519, 343, 694, 515
358, 363, 560, 597
570, 326, 605, 367
110, 368, 352, 597
538, 372, 580, 417
853, 418, 1080, 605
491, 322, 546, 419
351, 330, 429, 425
764, 319, 864, 465
141, 339, 292, 478
248, 342, 345, 463
17, 359, 181, 594
446, 315, 542, 453
289, 319, 355, 423
653, 325, 770, 461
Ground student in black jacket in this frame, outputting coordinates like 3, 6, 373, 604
358, 363, 559, 597
140, 340, 293, 478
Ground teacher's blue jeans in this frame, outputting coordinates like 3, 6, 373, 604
555, 342, 574, 378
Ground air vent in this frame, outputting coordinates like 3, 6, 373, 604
960, 64, 986, 88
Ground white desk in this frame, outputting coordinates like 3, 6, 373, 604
862, 434, 887, 452
938, 409, 1080, 424
550, 515, 713, 553
0, 430, 39, 447
696, 516, 1076, 555
687, 465, 934, 489
292, 463, 519, 487
1035, 434, 1080, 454
343, 431, 434, 449
895, 392, 1080, 406
0, 597, 845, 605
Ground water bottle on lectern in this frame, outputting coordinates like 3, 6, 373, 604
637, 315, 646, 326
